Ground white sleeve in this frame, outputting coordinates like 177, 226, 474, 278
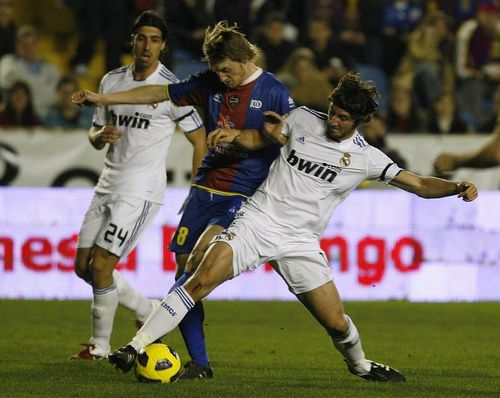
282, 108, 300, 137
92, 77, 108, 127
366, 146, 403, 183
172, 105, 204, 133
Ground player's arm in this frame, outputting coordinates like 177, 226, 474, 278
72, 85, 170, 106
183, 126, 208, 181
389, 170, 478, 201
207, 111, 289, 150
433, 130, 500, 173
88, 125, 122, 150
207, 128, 273, 150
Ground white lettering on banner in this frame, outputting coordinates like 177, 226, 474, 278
1, 130, 500, 189
0, 188, 499, 301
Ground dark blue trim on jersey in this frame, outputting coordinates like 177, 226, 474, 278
159, 66, 179, 83
353, 135, 367, 148
108, 66, 128, 75
302, 106, 328, 120
380, 163, 395, 181
173, 109, 195, 122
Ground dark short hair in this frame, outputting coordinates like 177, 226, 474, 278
57, 75, 78, 91
132, 10, 168, 40
328, 72, 379, 122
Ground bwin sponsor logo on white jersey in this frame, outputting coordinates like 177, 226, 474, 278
110, 110, 150, 129
286, 149, 340, 182
250, 99, 262, 109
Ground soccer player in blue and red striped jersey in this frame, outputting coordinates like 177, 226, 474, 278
72, 21, 295, 378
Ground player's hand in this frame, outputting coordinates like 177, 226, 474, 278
95, 125, 123, 145
434, 153, 458, 174
456, 181, 478, 202
207, 128, 239, 149
262, 111, 286, 145
71, 89, 105, 107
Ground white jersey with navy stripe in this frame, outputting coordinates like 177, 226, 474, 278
242, 106, 402, 238
93, 63, 203, 204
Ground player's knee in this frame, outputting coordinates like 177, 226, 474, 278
90, 259, 114, 279
74, 263, 87, 280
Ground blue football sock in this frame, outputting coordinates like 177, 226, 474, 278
179, 300, 208, 366
168, 271, 191, 293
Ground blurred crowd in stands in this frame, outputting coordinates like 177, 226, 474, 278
0, 0, 500, 140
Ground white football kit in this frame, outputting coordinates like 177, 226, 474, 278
216, 106, 403, 294
78, 63, 203, 257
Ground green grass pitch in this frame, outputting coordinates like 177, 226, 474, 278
1, 300, 499, 398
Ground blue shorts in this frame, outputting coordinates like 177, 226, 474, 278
168, 187, 247, 254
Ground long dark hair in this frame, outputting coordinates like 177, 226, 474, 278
4, 80, 40, 126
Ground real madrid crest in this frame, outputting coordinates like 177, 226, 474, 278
149, 103, 158, 110
340, 152, 351, 167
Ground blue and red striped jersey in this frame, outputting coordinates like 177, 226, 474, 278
168, 69, 295, 196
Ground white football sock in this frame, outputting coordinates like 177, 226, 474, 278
90, 282, 119, 356
130, 286, 195, 352
113, 270, 152, 321
331, 315, 371, 373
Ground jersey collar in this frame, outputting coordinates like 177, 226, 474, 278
241, 67, 263, 86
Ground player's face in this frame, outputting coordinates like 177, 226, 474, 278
326, 103, 356, 141
210, 59, 247, 89
132, 26, 165, 70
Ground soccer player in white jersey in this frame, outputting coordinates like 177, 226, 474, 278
108, 72, 478, 381
70, 11, 207, 360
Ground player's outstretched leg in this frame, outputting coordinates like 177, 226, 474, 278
109, 345, 137, 373
109, 286, 195, 372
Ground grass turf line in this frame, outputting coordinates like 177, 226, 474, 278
0, 300, 499, 398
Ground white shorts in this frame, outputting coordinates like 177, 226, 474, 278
212, 213, 333, 295
78, 192, 160, 257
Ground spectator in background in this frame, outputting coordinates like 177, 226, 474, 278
0, 80, 41, 127
43, 76, 93, 129
385, 84, 425, 133
0, 0, 16, 58
381, 0, 423, 76
392, 11, 455, 116
211, 0, 287, 36
277, 47, 333, 113
254, 12, 297, 74
357, 0, 385, 68
302, 16, 346, 85
427, 92, 472, 134
455, 2, 500, 130
335, 5, 367, 69
0, 25, 60, 117
63, 0, 133, 75
162, 0, 213, 62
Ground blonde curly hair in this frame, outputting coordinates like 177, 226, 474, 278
202, 21, 259, 65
